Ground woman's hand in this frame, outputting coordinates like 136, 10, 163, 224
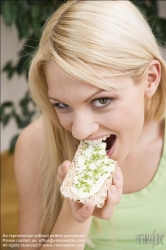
57, 160, 123, 223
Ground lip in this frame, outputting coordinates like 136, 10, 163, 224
107, 136, 117, 158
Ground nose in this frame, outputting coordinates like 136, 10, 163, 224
71, 112, 99, 140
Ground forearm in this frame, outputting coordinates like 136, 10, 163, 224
41, 199, 92, 250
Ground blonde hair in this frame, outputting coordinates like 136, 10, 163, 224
29, 0, 166, 234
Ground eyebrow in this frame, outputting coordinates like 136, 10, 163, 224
48, 89, 106, 103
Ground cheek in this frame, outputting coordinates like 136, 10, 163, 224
121, 105, 144, 145
57, 113, 72, 132
123, 91, 145, 122
110, 98, 145, 137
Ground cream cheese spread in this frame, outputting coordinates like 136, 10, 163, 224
71, 141, 116, 198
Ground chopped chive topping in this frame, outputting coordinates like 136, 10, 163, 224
74, 144, 113, 194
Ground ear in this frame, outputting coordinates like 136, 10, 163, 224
144, 59, 161, 98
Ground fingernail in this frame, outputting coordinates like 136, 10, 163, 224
111, 185, 117, 194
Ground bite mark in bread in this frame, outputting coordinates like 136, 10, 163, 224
60, 140, 117, 208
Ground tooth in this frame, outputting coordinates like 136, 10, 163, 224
85, 136, 110, 144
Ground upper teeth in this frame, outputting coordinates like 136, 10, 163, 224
84, 135, 110, 145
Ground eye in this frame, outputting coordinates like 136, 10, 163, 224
91, 98, 112, 108
53, 103, 70, 109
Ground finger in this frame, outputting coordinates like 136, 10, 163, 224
57, 160, 71, 185
93, 185, 118, 220
57, 172, 64, 185
58, 160, 71, 177
70, 201, 95, 223
112, 167, 123, 203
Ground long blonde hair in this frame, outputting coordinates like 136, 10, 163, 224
29, 0, 166, 234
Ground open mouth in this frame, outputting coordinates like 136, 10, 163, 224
103, 134, 116, 151
84, 134, 117, 152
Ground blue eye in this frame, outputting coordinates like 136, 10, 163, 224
91, 98, 112, 108
53, 103, 69, 109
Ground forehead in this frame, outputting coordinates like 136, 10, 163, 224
45, 63, 101, 86
45, 63, 134, 102
46, 63, 102, 102
46, 62, 117, 83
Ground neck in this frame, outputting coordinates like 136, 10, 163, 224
120, 119, 165, 194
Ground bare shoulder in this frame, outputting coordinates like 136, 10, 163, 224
15, 115, 45, 155
14, 115, 45, 177
14, 116, 45, 234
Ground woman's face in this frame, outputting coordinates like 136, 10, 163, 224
46, 64, 146, 165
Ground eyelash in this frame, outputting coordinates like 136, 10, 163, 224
91, 97, 112, 108
53, 103, 70, 109
53, 97, 113, 110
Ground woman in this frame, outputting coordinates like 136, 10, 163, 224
14, 1, 166, 249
